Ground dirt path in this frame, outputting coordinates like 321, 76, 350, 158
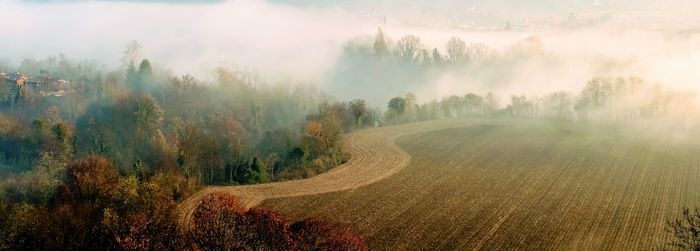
177, 119, 475, 227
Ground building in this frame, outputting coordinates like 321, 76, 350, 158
4, 72, 29, 86
27, 77, 70, 97
3, 71, 70, 97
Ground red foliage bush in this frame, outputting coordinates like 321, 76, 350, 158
191, 192, 246, 250
291, 218, 368, 251
190, 192, 367, 251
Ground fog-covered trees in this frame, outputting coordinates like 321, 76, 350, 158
0, 48, 373, 187
379, 75, 697, 126
573, 76, 694, 124
541, 91, 574, 119
126, 59, 154, 91
327, 29, 548, 105
466, 43, 490, 62
446, 37, 467, 64
350, 99, 371, 127
463, 93, 485, 116
507, 95, 537, 118
395, 35, 424, 64
121, 41, 143, 67
0, 47, 375, 249
386, 96, 407, 123
431, 48, 445, 66
373, 28, 389, 58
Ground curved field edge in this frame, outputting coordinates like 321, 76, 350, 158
177, 119, 482, 227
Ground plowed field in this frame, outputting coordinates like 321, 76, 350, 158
261, 120, 700, 250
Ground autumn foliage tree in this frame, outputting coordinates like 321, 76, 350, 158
0, 155, 192, 250
61, 155, 118, 203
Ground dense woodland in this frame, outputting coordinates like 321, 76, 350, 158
0, 30, 697, 249
0, 44, 376, 249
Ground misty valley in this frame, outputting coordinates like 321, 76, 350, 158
2, 0, 700, 250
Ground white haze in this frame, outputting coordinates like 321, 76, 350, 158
2, 0, 700, 104
0, 0, 376, 81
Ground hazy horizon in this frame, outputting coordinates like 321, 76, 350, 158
3, 0, 700, 104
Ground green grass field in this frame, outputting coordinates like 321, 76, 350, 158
261, 120, 700, 250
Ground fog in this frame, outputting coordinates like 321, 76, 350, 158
1, 0, 376, 80
3, 0, 700, 105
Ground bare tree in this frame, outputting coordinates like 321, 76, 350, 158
446, 37, 466, 63
122, 41, 143, 67
466, 43, 489, 62
542, 91, 574, 119
395, 35, 423, 64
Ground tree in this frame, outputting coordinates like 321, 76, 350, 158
542, 91, 574, 119
466, 43, 489, 62
484, 93, 500, 115
137, 59, 153, 84
446, 37, 466, 63
417, 49, 430, 66
302, 116, 341, 160
431, 48, 444, 66
349, 99, 369, 127
51, 123, 74, 162
441, 95, 462, 118
177, 124, 203, 180
61, 155, 119, 203
508, 36, 544, 58
395, 35, 423, 64
508, 95, 536, 118
121, 41, 143, 67
373, 28, 389, 58
126, 62, 138, 89
388, 97, 407, 115
463, 93, 485, 116
405, 93, 418, 120
0, 77, 14, 106
132, 94, 163, 133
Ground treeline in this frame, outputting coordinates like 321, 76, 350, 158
0, 53, 379, 187
383, 76, 697, 129
326, 28, 546, 104
329, 28, 696, 128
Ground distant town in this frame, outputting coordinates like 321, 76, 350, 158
1, 71, 70, 97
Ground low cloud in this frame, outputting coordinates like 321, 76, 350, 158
3, 0, 700, 105
1, 0, 376, 81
